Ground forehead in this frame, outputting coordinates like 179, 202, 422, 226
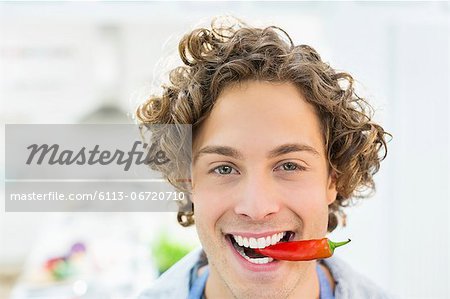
193, 80, 325, 157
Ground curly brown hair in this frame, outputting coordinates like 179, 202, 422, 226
136, 17, 390, 232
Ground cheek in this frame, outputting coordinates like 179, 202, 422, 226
283, 179, 330, 235
192, 186, 233, 229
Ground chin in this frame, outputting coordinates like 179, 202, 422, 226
230, 286, 291, 299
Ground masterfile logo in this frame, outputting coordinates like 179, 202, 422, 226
25, 141, 170, 171
4, 124, 192, 213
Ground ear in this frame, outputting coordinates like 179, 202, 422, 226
326, 170, 338, 205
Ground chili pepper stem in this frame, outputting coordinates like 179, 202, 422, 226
328, 239, 351, 252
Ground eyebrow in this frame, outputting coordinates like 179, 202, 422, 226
267, 143, 320, 158
194, 143, 320, 163
193, 145, 243, 163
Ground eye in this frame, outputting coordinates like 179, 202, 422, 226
210, 165, 238, 175
275, 161, 306, 172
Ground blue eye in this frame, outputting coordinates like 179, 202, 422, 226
211, 165, 237, 175
277, 162, 305, 172
282, 162, 297, 171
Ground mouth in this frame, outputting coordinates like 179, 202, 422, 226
226, 231, 295, 264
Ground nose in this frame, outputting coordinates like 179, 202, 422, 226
233, 171, 281, 220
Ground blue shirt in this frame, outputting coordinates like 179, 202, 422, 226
138, 247, 393, 299
188, 262, 335, 299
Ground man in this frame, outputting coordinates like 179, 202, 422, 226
137, 17, 391, 299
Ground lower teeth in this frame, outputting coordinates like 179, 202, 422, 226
235, 243, 274, 264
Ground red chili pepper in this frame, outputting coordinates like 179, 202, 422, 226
254, 238, 351, 261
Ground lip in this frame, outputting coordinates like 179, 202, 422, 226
225, 234, 282, 273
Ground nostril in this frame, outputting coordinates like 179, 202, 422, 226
234, 209, 281, 221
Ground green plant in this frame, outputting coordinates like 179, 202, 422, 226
151, 232, 194, 275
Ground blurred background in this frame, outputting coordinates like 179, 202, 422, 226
0, 1, 448, 299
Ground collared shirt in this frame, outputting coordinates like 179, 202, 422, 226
137, 247, 395, 299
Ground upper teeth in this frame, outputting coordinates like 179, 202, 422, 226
233, 232, 286, 249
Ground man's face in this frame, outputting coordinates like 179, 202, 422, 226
191, 80, 337, 299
